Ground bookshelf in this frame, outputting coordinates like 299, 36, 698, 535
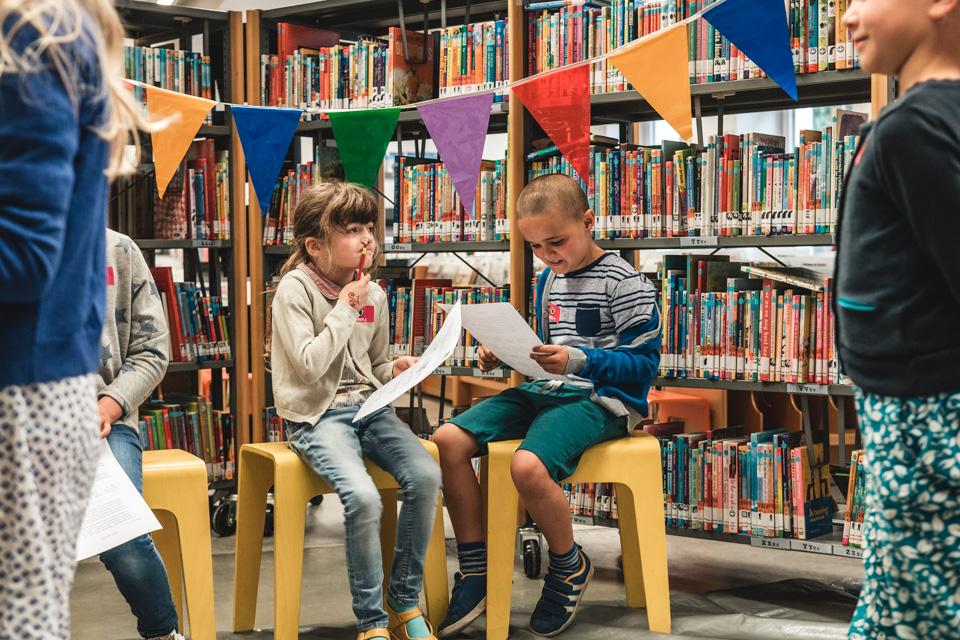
113, 5, 251, 514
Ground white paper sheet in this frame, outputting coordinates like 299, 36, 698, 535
444, 302, 564, 380
354, 300, 463, 422
76, 439, 163, 561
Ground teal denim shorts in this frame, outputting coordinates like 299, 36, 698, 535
446, 381, 628, 481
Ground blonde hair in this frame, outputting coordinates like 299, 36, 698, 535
280, 181, 383, 277
517, 173, 590, 219
0, 0, 147, 177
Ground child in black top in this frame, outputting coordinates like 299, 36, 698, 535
836, 1, 960, 638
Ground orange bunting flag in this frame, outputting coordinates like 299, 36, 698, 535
146, 85, 217, 198
609, 24, 693, 142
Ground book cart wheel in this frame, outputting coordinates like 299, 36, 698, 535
211, 495, 237, 537
522, 538, 542, 579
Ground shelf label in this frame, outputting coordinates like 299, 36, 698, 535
480, 368, 505, 378
833, 545, 864, 559
790, 539, 833, 555
196, 239, 219, 247
434, 366, 453, 376
680, 236, 719, 247
750, 537, 791, 550
384, 243, 413, 252
787, 383, 830, 395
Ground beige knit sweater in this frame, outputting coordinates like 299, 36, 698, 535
270, 268, 394, 425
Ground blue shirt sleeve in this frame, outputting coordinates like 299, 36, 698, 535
0, 23, 80, 302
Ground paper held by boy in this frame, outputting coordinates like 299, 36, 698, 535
441, 302, 564, 381
354, 300, 464, 422
76, 440, 162, 561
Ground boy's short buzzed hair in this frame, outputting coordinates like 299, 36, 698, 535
516, 173, 590, 219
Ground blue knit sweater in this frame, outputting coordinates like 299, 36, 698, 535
0, 14, 108, 387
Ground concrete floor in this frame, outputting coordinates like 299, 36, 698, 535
71, 495, 864, 640
70, 397, 865, 639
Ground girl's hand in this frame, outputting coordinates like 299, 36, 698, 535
97, 396, 122, 439
393, 356, 419, 378
340, 273, 371, 311
530, 345, 569, 374
478, 345, 501, 372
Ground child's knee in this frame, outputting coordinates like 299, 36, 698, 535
343, 486, 383, 522
510, 450, 551, 487
433, 423, 477, 457
406, 459, 442, 498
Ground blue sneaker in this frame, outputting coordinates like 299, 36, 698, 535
529, 547, 594, 636
437, 572, 486, 638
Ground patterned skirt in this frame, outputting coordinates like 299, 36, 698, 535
849, 390, 960, 640
0, 375, 100, 639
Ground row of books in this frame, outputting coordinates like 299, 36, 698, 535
260, 22, 509, 112
565, 482, 620, 522
528, 111, 864, 238
437, 20, 510, 98
262, 142, 344, 246
110, 140, 231, 241
841, 450, 867, 548
382, 278, 511, 362
527, 0, 859, 92
393, 156, 509, 243
150, 267, 232, 364
264, 407, 289, 442
658, 256, 841, 384
124, 46, 214, 102
647, 421, 834, 539
138, 395, 235, 482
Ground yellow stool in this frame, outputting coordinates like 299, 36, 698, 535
142, 449, 217, 640
481, 432, 671, 639
231, 441, 449, 639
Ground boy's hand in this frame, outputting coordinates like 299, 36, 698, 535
340, 273, 372, 311
97, 396, 122, 439
530, 345, 569, 374
393, 356, 419, 378
478, 345, 501, 372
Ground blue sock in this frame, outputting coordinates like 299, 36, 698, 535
548, 544, 581, 577
457, 541, 487, 575
387, 593, 430, 638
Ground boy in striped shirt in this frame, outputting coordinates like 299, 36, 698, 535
434, 174, 661, 637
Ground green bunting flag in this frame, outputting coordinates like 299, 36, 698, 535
328, 108, 401, 188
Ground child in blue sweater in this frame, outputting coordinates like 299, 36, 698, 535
433, 174, 661, 637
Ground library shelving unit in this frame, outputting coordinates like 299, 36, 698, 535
507, 3, 895, 557
114, 2, 251, 531
244, 0, 514, 443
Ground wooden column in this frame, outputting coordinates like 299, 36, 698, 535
245, 10, 267, 445
871, 74, 891, 119
507, 0, 526, 388
228, 10, 252, 446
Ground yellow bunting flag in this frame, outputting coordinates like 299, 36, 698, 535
146, 85, 216, 198
609, 24, 693, 143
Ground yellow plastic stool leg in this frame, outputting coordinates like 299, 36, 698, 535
616, 480, 671, 633
232, 451, 272, 632
483, 443, 521, 640
151, 510, 184, 626
272, 466, 310, 640
422, 493, 449, 627
380, 487, 399, 594
174, 474, 217, 640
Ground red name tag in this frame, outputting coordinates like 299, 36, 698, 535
548, 303, 561, 323
357, 305, 375, 323
106, 266, 115, 286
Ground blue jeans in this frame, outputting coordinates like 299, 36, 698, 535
101, 426, 179, 638
287, 406, 442, 631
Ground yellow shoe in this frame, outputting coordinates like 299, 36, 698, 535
358, 628, 390, 640
387, 604, 437, 640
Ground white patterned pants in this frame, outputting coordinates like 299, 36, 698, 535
0, 375, 100, 639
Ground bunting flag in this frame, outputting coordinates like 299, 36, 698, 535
610, 24, 693, 142
146, 85, 216, 198
705, 0, 798, 100
328, 108, 401, 188
417, 93, 494, 217
513, 64, 591, 181
231, 105, 304, 214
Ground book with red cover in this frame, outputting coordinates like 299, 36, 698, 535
277, 22, 340, 62
409, 278, 452, 356
387, 27, 437, 105
150, 266, 187, 362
